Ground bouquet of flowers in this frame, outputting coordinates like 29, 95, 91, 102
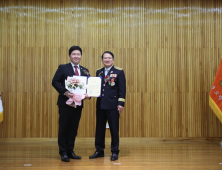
65, 76, 87, 108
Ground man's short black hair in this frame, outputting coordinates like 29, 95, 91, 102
101, 51, 114, 59
69, 46, 82, 55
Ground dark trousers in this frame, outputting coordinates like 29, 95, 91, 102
95, 109, 120, 153
58, 105, 82, 155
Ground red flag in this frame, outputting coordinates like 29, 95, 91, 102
209, 59, 222, 123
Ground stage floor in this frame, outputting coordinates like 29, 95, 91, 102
0, 137, 222, 170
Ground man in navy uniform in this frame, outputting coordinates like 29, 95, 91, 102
89, 51, 126, 161
52, 46, 90, 162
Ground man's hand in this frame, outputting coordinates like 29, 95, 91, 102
64, 91, 73, 98
117, 105, 124, 114
84, 94, 90, 100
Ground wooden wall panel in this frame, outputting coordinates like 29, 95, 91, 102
0, 0, 222, 138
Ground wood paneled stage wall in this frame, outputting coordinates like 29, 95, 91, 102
0, 0, 222, 138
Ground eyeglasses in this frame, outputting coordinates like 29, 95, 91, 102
103, 57, 113, 60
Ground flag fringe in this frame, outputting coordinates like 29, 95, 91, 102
209, 96, 222, 123
0, 111, 3, 123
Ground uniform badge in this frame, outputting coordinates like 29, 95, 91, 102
111, 78, 115, 86
98, 71, 103, 77
110, 74, 117, 78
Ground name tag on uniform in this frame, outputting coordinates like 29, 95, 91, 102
110, 74, 117, 78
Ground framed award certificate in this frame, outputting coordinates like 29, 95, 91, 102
87, 77, 102, 97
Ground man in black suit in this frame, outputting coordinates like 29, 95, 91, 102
89, 51, 126, 161
52, 46, 90, 162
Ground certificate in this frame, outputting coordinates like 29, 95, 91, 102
87, 77, 102, 97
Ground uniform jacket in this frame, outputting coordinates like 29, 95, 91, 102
96, 65, 126, 110
52, 63, 89, 107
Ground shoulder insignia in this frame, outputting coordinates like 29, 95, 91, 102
97, 67, 103, 71
114, 66, 123, 70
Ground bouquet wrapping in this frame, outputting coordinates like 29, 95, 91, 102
65, 76, 87, 108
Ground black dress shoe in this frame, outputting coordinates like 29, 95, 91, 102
67, 152, 82, 159
89, 151, 104, 159
111, 153, 118, 161
61, 153, 70, 162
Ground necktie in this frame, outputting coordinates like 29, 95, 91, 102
74, 66, 79, 76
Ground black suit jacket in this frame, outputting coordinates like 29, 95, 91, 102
52, 63, 89, 107
96, 65, 126, 110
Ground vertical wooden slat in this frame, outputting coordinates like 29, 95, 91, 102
0, 0, 222, 138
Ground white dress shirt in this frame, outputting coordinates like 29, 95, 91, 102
105, 65, 113, 76
70, 62, 81, 76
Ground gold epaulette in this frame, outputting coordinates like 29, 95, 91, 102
114, 66, 123, 70
97, 67, 103, 70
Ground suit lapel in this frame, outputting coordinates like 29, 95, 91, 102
79, 65, 83, 76
97, 68, 104, 78
103, 67, 106, 78
68, 63, 75, 75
